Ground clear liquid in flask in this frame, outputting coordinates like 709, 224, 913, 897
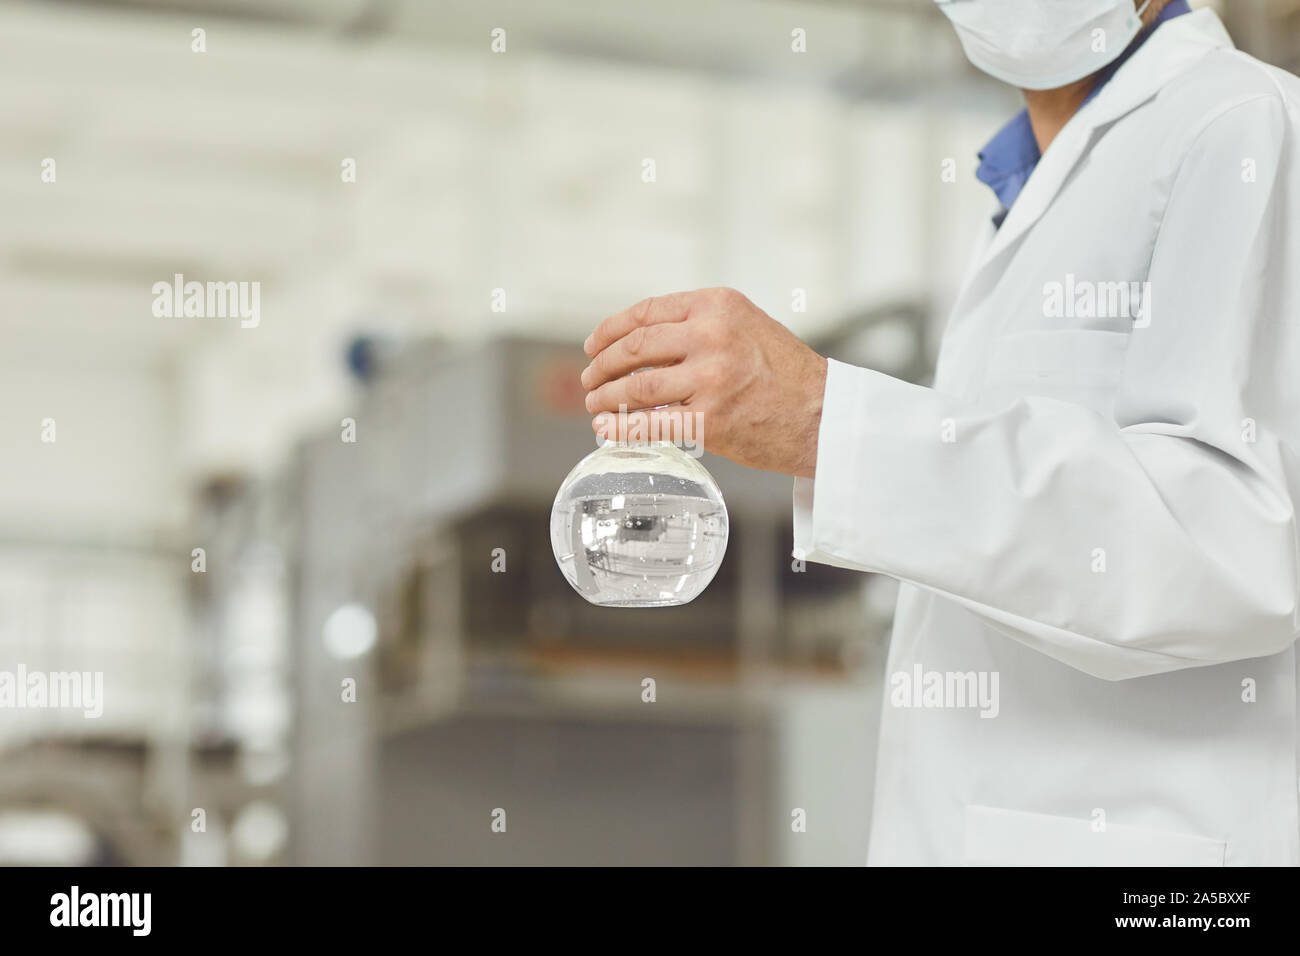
550, 445, 729, 607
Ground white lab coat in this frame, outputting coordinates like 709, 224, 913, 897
794, 10, 1300, 865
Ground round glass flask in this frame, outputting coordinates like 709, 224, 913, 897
550, 441, 729, 607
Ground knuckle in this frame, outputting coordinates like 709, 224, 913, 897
624, 376, 643, 406
632, 296, 655, 325
711, 286, 739, 307
625, 325, 647, 357
628, 372, 658, 406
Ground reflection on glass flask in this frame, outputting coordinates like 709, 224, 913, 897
550, 441, 729, 607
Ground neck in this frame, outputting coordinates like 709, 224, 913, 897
1021, 0, 1169, 154
1023, 78, 1095, 154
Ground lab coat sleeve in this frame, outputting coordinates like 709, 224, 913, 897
794, 94, 1300, 681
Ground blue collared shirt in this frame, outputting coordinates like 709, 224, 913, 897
976, 0, 1192, 226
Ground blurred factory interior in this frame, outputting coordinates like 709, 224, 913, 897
0, 0, 1293, 865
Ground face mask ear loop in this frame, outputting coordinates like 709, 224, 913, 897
1135, 0, 1153, 20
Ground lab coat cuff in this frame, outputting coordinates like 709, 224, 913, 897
792, 358, 882, 571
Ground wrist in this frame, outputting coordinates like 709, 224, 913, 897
796, 354, 828, 479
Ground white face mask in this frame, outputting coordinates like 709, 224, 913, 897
935, 0, 1152, 91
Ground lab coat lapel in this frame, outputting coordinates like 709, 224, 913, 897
963, 10, 1234, 286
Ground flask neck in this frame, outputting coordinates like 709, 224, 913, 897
601, 438, 678, 449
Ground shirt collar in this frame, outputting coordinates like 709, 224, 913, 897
975, 0, 1192, 226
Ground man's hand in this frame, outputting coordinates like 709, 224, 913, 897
580, 287, 828, 478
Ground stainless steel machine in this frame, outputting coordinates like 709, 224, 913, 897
287, 335, 898, 865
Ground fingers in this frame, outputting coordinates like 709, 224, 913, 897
584, 292, 693, 358
580, 321, 690, 391
591, 406, 704, 449
584, 363, 695, 414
